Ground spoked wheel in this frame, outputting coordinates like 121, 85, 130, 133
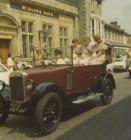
0, 113, 9, 124
35, 93, 62, 134
101, 79, 113, 105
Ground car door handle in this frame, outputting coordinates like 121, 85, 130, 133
85, 69, 93, 72
71, 69, 75, 73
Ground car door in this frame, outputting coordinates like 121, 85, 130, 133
72, 64, 106, 92
71, 65, 93, 92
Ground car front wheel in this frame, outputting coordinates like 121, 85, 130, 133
101, 79, 113, 105
35, 92, 62, 134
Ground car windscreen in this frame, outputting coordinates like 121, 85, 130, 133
32, 47, 72, 67
0, 64, 7, 72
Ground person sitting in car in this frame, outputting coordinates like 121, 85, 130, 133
14, 57, 23, 70
80, 37, 94, 65
72, 39, 81, 59
54, 49, 66, 64
32, 49, 44, 66
92, 35, 108, 64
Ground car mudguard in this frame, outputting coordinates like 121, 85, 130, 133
34, 82, 66, 102
95, 72, 116, 92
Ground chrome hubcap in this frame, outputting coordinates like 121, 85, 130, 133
41, 100, 59, 130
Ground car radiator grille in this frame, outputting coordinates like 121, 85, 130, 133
10, 77, 25, 101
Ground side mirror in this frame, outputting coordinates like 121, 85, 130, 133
0, 81, 5, 92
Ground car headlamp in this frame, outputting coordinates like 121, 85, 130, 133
26, 79, 35, 91
0, 81, 5, 92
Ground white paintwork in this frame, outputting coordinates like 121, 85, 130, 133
106, 63, 114, 72
0, 63, 11, 85
113, 58, 127, 70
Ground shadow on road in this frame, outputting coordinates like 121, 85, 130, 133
55, 96, 131, 140
0, 99, 101, 138
1, 96, 131, 140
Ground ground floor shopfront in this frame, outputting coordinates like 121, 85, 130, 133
105, 40, 130, 61
0, 13, 19, 63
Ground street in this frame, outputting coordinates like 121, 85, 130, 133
0, 72, 131, 140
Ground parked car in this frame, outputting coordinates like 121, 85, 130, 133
0, 49, 116, 134
106, 63, 114, 72
0, 63, 11, 85
128, 60, 131, 78
113, 58, 128, 71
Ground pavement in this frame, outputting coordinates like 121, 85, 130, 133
0, 72, 131, 140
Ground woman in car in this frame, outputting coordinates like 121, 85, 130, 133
54, 49, 66, 64
80, 37, 94, 65
92, 35, 108, 64
71, 39, 82, 62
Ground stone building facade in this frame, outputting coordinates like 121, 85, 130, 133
79, 0, 104, 40
104, 22, 131, 59
0, 0, 104, 62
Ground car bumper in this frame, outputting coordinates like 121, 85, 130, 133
113, 66, 125, 71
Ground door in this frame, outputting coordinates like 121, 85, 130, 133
72, 65, 91, 91
0, 39, 10, 64
71, 64, 106, 93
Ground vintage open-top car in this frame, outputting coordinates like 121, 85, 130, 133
0, 48, 116, 134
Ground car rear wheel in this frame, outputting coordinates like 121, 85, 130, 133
35, 92, 62, 134
101, 79, 113, 105
0, 113, 8, 123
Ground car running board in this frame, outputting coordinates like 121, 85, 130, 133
72, 93, 103, 104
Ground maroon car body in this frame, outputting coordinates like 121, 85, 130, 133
0, 63, 116, 134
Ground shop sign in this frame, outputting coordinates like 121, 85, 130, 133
10, 1, 59, 18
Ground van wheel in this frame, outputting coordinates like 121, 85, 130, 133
101, 79, 113, 105
0, 113, 8, 123
35, 92, 62, 134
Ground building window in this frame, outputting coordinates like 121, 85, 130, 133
42, 24, 53, 49
59, 27, 68, 56
59, 27, 68, 47
91, 0, 94, 11
91, 19, 95, 36
99, 22, 101, 36
22, 35, 27, 58
21, 20, 34, 58
21, 21, 27, 32
29, 35, 34, 52
28, 22, 33, 33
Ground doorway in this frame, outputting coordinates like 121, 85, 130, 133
0, 39, 10, 64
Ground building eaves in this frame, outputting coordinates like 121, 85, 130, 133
105, 40, 130, 48
56, 0, 79, 7
105, 23, 124, 33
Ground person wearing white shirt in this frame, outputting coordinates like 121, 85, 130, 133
54, 49, 66, 65
7, 54, 14, 69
